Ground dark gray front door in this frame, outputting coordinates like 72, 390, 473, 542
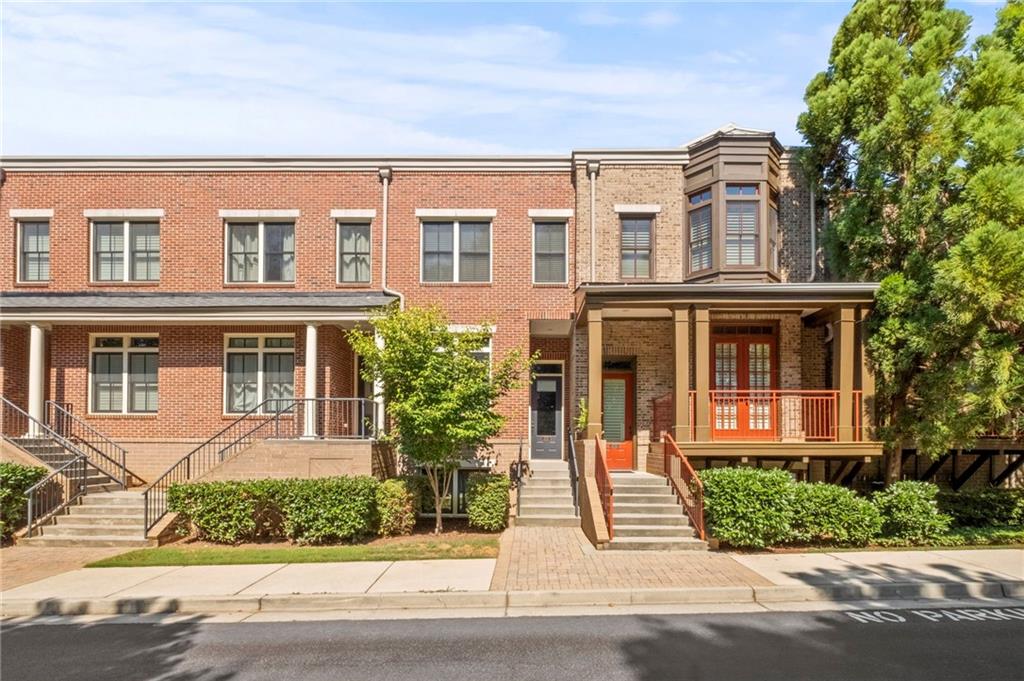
531, 373, 563, 459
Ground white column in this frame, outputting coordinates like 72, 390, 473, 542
27, 324, 46, 436
373, 331, 385, 438
303, 322, 318, 438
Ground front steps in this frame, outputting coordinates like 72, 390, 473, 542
9, 436, 121, 493
515, 459, 579, 527
19, 491, 154, 548
607, 472, 707, 551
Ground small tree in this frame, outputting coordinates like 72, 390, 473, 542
347, 305, 531, 533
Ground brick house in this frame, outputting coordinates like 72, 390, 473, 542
2, 124, 1017, 548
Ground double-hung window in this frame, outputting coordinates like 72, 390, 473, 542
769, 189, 780, 271
620, 217, 652, 279
421, 221, 491, 283
18, 221, 50, 282
90, 335, 159, 413
92, 221, 160, 282
725, 184, 759, 266
226, 222, 295, 283
224, 335, 295, 413
533, 222, 567, 284
687, 189, 712, 273
338, 222, 371, 283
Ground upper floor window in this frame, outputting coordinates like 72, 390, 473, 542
18, 221, 50, 282
620, 217, 652, 279
227, 222, 294, 283
224, 335, 294, 413
421, 221, 491, 283
92, 221, 160, 282
687, 190, 712, 273
725, 184, 759, 266
90, 335, 159, 414
338, 222, 371, 283
769, 189, 780, 271
533, 222, 567, 284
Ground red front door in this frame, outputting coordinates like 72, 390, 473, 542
711, 330, 778, 439
602, 371, 634, 469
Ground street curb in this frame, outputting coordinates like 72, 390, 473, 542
2, 581, 1021, 618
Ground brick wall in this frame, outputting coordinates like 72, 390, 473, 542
0, 325, 29, 416
778, 157, 818, 283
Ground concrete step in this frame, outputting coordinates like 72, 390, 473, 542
529, 460, 570, 471
606, 536, 707, 551
41, 524, 143, 538
18, 536, 156, 548
61, 513, 144, 526
67, 502, 144, 515
613, 524, 696, 538
515, 515, 579, 527
81, 494, 144, 507
528, 471, 571, 481
523, 477, 571, 487
613, 492, 676, 504
614, 502, 684, 514
614, 513, 689, 526
520, 489, 573, 500
613, 482, 671, 495
518, 504, 575, 516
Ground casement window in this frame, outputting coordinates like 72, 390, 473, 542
725, 184, 759, 266
89, 335, 159, 414
224, 335, 295, 413
226, 222, 295, 283
620, 217, 652, 279
687, 189, 712, 273
533, 222, 568, 284
92, 221, 160, 282
421, 221, 491, 283
18, 221, 50, 282
338, 222, 371, 283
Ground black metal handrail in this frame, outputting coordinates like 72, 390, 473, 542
25, 455, 89, 537
566, 435, 580, 517
46, 401, 130, 487
269, 398, 379, 439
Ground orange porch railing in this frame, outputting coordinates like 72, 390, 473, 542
594, 436, 614, 539
663, 433, 705, 540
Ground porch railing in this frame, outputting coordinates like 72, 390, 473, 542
25, 455, 89, 537
46, 401, 130, 487
594, 436, 614, 539
663, 433, 705, 540
268, 397, 378, 440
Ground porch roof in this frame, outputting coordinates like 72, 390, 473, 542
0, 291, 396, 323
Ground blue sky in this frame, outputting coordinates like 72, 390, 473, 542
1, 1, 1001, 155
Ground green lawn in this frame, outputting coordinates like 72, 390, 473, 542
87, 536, 499, 568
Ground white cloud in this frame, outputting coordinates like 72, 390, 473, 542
575, 5, 680, 29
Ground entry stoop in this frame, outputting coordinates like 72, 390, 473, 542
18, 491, 155, 548
515, 459, 579, 527
607, 472, 707, 551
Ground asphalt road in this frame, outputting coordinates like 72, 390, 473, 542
3, 607, 1023, 681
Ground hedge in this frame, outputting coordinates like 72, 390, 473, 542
699, 467, 794, 548
872, 481, 952, 543
789, 483, 882, 546
937, 489, 1024, 527
466, 473, 510, 531
376, 479, 416, 537
0, 462, 48, 538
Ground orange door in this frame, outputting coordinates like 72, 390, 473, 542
711, 333, 777, 439
602, 371, 634, 469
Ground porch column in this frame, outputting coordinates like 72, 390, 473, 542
858, 307, 876, 440
373, 330, 385, 438
586, 307, 603, 439
672, 306, 691, 442
693, 306, 711, 441
834, 306, 856, 442
27, 323, 46, 436
303, 322, 318, 438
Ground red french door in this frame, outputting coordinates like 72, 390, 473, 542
602, 371, 635, 469
711, 330, 778, 440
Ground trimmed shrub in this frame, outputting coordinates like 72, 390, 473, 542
466, 473, 510, 532
376, 478, 416, 537
279, 476, 380, 544
0, 462, 48, 538
168, 480, 282, 544
873, 481, 952, 542
699, 467, 794, 548
789, 483, 882, 546
937, 489, 1024, 527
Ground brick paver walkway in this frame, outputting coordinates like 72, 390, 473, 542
490, 526, 772, 591
0, 546, 127, 590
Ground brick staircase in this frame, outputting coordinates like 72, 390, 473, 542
10, 437, 121, 493
18, 491, 153, 548
608, 472, 707, 551
516, 459, 579, 527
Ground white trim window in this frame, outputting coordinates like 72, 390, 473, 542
89, 334, 159, 414
92, 221, 160, 282
226, 221, 295, 283
532, 222, 568, 284
469, 336, 492, 369
421, 221, 491, 283
337, 221, 371, 283
224, 334, 295, 413
17, 221, 50, 282
688, 188, 712, 273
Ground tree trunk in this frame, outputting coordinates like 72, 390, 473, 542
883, 443, 902, 485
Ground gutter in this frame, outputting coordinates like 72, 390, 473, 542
378, 167, 404, 309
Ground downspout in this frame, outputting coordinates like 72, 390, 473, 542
378, 167, 404, 309
587, 161, 600, 283
807, 183, 816, 282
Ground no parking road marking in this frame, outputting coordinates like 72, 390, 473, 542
846, 607, 1024, 624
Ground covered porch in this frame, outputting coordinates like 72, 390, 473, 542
574, 283, 883, 477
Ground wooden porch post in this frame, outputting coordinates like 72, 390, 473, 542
672, 306, 691, 442
586, 307, 603, 439
693, 306, 711, 441
835, 305, 856, 442
858, 307, 876, 440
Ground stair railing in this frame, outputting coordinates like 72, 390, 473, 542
594, 436, 614, 539
566, 435, 580, 516
663, 433, 705, 540
46, 401, 129, 487
24, 455, 89, 537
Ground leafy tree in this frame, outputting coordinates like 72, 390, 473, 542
347, 305, 531, 533
799, 0, 1024, 482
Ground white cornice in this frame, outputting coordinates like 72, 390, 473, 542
614, 204, 662, 214
83, 208, 165, 219
528, 209, 574, 219
9, 209, 54, 219
330, 209, 377, 220
218, 209, 300, 219
415, 208, 498, 219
